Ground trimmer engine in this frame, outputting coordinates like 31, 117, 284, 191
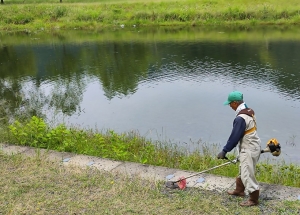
261, 138, 281, 156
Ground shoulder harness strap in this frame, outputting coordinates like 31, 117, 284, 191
237, 108, 257, 135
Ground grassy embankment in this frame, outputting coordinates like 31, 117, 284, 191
0, 0, 300, 32
1, 116, 299, 189
1, 152, 300, 214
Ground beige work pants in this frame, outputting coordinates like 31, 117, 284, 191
238, 147, 261, 194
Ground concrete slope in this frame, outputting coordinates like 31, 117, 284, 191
1, 143, 300, 201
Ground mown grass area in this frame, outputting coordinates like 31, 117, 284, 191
1, 152, 300, 214
1, 116, 300, 189
0, 0, 300, 32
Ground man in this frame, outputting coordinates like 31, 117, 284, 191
217, 91, 261, 207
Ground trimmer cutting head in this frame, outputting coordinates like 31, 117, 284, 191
165, 176, 187, 190
165, 181, 179, 189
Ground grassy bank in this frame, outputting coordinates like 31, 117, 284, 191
0, 0, 300, 32
2, 26, 300, 45
1, 116, 300, 189
1, 153, 300, 214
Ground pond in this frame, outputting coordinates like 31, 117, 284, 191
1, 26, 300, 164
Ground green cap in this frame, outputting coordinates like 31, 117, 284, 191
223, 91, 243, 105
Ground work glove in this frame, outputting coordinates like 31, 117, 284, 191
217, 151, 227, 159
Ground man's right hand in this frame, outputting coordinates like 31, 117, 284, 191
217, 151, 227, 159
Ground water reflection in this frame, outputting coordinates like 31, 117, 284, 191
0, 27, 300, 163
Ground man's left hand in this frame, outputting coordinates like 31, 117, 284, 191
217, 151, 227, 159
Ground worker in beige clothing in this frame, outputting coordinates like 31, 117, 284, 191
217, 91, 261, 207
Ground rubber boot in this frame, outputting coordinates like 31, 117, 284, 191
240, 190, 259, 207
227, 177, 245, 197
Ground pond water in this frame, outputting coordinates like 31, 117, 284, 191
1, 27, 300, 164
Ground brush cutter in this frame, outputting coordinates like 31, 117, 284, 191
165, 156, 239, 190
166, 138, 281, 190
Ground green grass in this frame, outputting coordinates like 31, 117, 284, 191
0, 0, 300, 32
1, 116, 300, 188
1, 152, 300, 214
2, 27, 300, 47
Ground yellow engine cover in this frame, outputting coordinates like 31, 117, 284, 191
267, 138, 279, 146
